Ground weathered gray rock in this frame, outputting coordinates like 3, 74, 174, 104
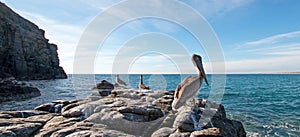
0, 110, 48, 118
61, 103, 79, 113
62, 109, 84, 118
152, 127, 174, 137
0, 118, 16, 127
195, 99, 226, 119
211, 118, 246, 137
169, 131, 191, 137
0, 2, 67, 80
34, 100, 71, 114
190, 128, 222, 137
34, 103, 54, 112
0, 123, 42, 137
0, 113, 13, 119
52, 100, 70, 106
172, 98, 246, 137
118, 106, 164, 122
92, 80, 114, 96
0, 87, 246, 137
173, 106, 197, 132
23, 113, 54, 124
154, 94, 174, 112
0, 80, 40, 102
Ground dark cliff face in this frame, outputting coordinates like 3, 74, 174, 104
0, 2, 67, 80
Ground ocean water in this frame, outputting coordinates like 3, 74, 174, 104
0, 74, 299, 136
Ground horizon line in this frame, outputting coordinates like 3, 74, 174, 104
68, 72, 300, 75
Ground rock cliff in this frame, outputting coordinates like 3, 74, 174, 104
0, 2, 66, 80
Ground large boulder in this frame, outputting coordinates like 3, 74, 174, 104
92, 80, 114, 96
172, 99, 246, 137
211, 118, 246, 137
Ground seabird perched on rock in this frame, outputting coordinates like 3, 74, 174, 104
115, 74, 127, 86
172, 54, 211, 130
139, 74, 150, 90
172, 54, 209, 110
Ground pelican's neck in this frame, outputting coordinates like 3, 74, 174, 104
197, 71, 202, 78
140, 75, 143, 85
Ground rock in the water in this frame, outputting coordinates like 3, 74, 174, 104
92, 80, 114, 96
0, 80, 40, 102
0, 2, 67, 80
211, 118, 246, 137
172, 98, 246, 137
92, 80, 114, 89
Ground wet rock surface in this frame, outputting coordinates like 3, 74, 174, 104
0, 79, 40, 102
0, 87, 246, 137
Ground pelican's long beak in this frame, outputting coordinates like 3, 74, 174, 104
192, 54, 209, 86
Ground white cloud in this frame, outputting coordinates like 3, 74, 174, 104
80, 0, 122, 11
226, 55, 300, 73
230, 31, 300, 73
235, 31, 300, 57
243, 31, 300, 46
182, 0, 253, 19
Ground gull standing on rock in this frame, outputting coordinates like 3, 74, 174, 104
139, 74, 150, 90
115, 74, 127, 86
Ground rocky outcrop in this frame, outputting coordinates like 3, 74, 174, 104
0, 78, 40, 102
0, 2, 66, 80
91, 80, 114, 96
171, 99, 246, 137
0, 87, 246, 137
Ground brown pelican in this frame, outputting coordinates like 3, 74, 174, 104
115, 74, 127, 86
172, 54, 209, 110
139, 74, 150, 90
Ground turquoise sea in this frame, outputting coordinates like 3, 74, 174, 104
0, 74, 299, 136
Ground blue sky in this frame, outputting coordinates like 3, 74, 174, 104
1, 0, 300, 74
